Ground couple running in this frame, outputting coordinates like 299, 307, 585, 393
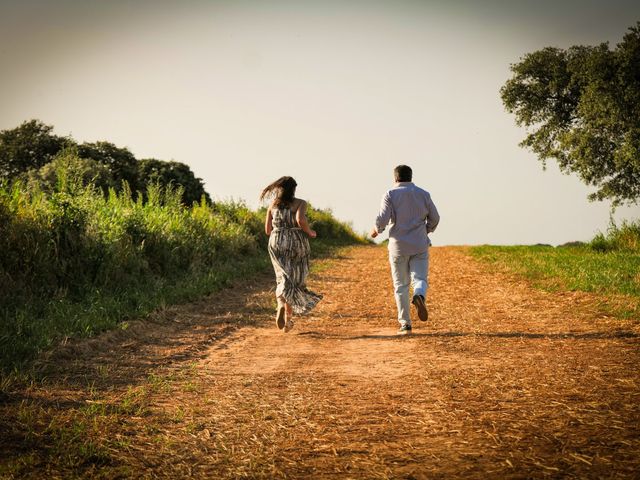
261, 164, 440, 335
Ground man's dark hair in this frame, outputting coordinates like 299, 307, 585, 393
394, 165, 412, 182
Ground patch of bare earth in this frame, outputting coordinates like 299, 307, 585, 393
1, 246, 639, 479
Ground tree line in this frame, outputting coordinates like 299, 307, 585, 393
0, 119, 211, 205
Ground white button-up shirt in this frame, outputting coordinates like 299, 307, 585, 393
375, 182, 440, 256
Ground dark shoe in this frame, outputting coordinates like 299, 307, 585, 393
397, 324, 412, 335
276, 306, 286, 330
412, 295, 428, 322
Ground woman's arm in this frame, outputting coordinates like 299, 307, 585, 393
265, 206, 273, 235
295, 200, 317, 238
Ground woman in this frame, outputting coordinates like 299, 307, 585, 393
261, 176, 322, 333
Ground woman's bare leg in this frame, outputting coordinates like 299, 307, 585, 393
275, 297, 286, 329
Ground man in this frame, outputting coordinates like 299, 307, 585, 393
371, 165, 440, 335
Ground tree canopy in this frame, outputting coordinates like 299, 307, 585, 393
0, 120, 211, 205
138, 158, 211, 205
77, 141, 140, 192
500, 22, 640, 206
0, 120, 67, 179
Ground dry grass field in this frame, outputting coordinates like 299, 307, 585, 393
1, 245, 639, 479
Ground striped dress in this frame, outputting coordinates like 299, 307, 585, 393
269, 204, 322, 314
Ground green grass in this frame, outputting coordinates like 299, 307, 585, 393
0, 158, 368, 373
469, 220, 640, 319
470, 245, 640, 296
2, 254, 271, 372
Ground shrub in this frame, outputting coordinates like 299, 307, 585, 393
25, 146, 114, 195
589, 219, 640, 252
0, 175, 364, 371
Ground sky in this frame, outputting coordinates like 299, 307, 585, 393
1, 0, 639, 245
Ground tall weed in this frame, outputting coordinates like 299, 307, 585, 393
590, 219, 640, 252
0, 161, 365, 372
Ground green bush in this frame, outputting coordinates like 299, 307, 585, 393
25, 146, 114, 195
589, 219, 640, 252
0, 160, 365, 372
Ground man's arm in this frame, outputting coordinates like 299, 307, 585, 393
426, 194, 440, 233
371, 192, 392, 238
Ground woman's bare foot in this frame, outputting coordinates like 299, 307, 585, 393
283, 303, 294, 332
275, 305, 286, 329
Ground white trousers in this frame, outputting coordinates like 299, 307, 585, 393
389, 250, 429, 326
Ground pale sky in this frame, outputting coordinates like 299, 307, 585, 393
1, 0, 639, 245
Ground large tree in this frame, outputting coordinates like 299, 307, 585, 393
0, 120, 67, 180
500, 22, 640, 206
77, 141, 140, 192
138, 158, 211, 205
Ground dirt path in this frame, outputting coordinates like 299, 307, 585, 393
2, 245, 639, 479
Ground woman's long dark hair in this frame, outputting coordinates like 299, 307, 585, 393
260, 176, 297, 207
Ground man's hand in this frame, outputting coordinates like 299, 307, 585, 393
370, 228, 378, 239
